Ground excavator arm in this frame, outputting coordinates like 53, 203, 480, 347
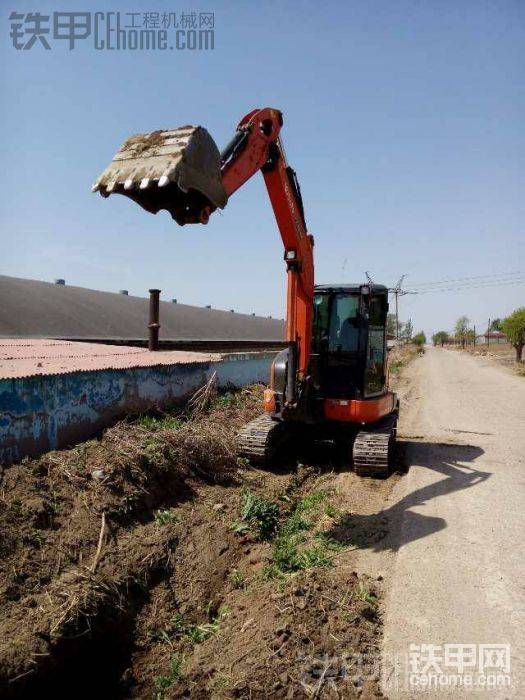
93, 107, 315, 408
217, 108, 315, 400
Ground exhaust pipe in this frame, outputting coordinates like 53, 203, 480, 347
148, 289, 161, 351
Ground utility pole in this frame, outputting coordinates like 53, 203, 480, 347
389, 275, 406, 341
487, 318, 490, 348
395, 291, 399, 340
473, 324, 476, 346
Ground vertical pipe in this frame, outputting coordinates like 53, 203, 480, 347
285, 269, 297, 342
284, 270, 298, 405
148, 289, 161, 351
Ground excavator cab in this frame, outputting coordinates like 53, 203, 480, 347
311, 284, 389, 401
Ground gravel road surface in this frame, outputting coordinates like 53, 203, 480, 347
381, 346, 524, 697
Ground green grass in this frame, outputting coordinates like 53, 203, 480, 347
215, 391, 237, 407
154, 653, 183, 697
267, 491, 339, 575
324, 501, 341, 518
137, 414, 183, 431
235, 489, 345, 578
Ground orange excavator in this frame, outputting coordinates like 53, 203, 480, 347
93, 107, 398, 476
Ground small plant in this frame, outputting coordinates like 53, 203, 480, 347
154, 653, 183, 697
155, 608, 227, 647
231, 520, 250, 535
185, 620, 219, 643
112, 493, 140, 518
228, 569, 246, 589
239, 491, 280, 540
356, 582, 378, 605
154, 508, 179, 525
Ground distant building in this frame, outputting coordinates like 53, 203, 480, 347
475, 331, 507, 345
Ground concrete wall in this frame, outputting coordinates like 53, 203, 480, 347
0, 352, 274, 465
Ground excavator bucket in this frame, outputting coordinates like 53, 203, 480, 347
92, 126, 227, 225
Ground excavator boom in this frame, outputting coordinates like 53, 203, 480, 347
93, 108, 314, 402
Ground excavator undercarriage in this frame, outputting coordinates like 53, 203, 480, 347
237, 408, 398, 478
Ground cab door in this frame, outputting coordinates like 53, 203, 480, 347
312, 292, 362, 398
363, 293, 387, 397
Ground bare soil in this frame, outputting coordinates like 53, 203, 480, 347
450, 342, 524, 376
0, 360, 415, 699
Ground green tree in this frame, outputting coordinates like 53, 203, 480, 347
490, 318, 503, 332
413, 331, 426, 347
454, 316, 471, 348
402, 318, 413, 342
432, 331, 449, 347
501, 307, 525, 362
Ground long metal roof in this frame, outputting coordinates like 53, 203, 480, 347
0, 275, 285, 341
0, 339, 220, 380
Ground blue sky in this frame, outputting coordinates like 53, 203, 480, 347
1, 0, 523, 338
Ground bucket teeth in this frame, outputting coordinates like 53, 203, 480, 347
92, 125, 228, 224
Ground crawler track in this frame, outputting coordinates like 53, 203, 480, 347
353, 414, 397, 477
237, 414, 287, 463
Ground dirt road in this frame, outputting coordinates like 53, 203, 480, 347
381, 347, 525, 697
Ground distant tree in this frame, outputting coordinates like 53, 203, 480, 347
386, 313, 397, 337
502, 307, 525, 362
432, 331, 449, 347
490, 318, 503, 332
454, 316, 471, 348
402, 318, 413, 342
413, 331, 426, 347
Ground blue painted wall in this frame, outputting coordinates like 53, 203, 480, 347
0, 353, 274, 464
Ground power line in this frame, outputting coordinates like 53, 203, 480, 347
407, 277, 525, 294
408, 270, 524, 290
